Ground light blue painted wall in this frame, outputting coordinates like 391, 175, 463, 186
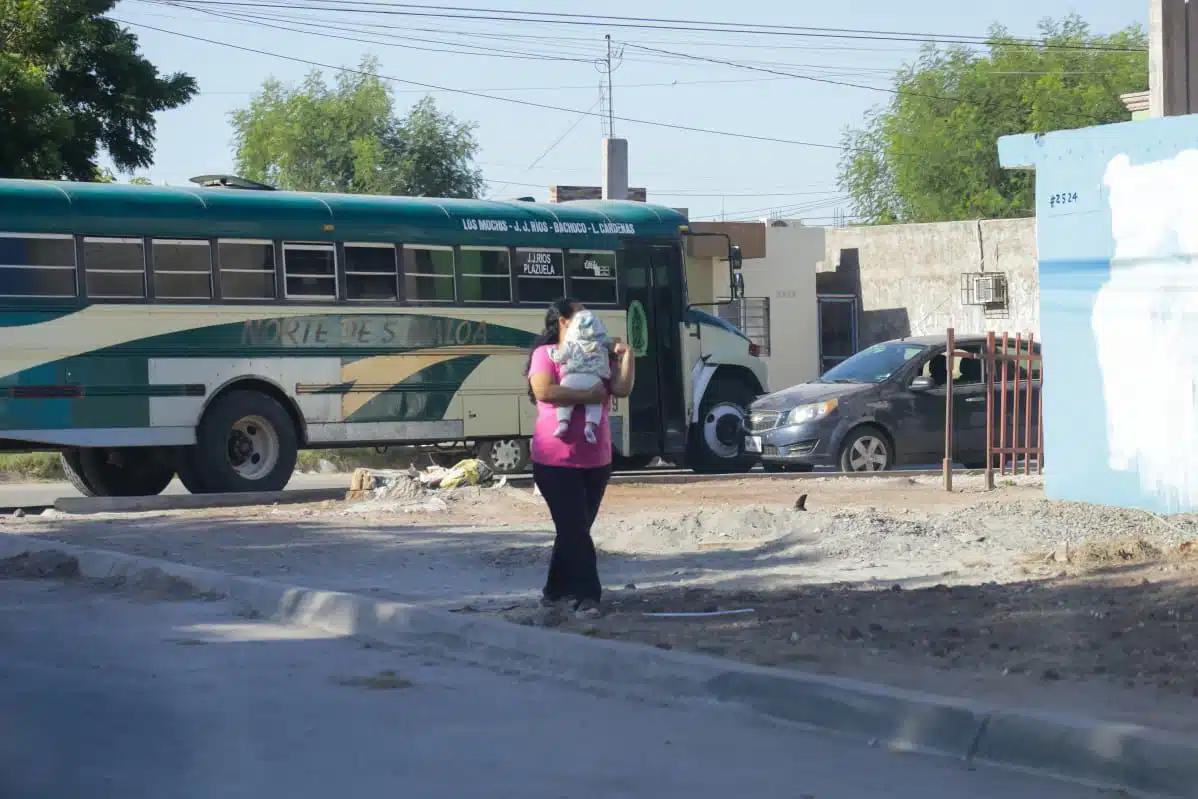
1000, 115, 1198, 513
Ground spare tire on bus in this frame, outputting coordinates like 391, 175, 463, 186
687, 375, 756, 474
193, 389, 299, 493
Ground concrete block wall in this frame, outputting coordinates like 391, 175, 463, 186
819, 218, 1039, 348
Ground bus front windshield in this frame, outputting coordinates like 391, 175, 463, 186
819, 342, 927, 384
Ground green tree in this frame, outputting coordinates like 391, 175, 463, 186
0, 0, 197, 180
838, 14, 1147, 224
231, 56, 484, 198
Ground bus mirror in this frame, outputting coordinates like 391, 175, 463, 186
733, 272, 745, 297
729, 245, 743, 271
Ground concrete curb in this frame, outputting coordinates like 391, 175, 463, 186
0, 533, 1186, 798
48, 468, 994, 515
53, 488, 346, 515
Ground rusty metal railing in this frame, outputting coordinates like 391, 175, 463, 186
942, 328, 1043, 491
985, 330, 1043, 488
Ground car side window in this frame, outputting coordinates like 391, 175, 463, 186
919, 346, 985, 386
955, 345, 985, 386
920, 352, 949, 387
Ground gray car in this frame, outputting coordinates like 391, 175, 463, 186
744, 334, 1040, 472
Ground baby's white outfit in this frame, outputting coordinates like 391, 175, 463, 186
549, 311, 612, 444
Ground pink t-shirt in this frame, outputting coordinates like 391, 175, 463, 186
527, 344, 612, 469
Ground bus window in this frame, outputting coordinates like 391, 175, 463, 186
152, 239, 212, 300
344, 243, 399, 301
83, 237, 146, 300
0, 233, 76, 298
458, 247, 511, 303
403, 246, 455, 302
515, 248, 564, 305
218, 240, 275, 300
283, 242, 336, 300
566, 250, 617, 306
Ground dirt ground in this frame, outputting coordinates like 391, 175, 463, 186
5, 471, 1198, 732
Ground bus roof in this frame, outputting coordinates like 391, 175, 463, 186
0, 179, 689, 249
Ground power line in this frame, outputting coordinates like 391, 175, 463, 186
691, 196, 847, 221
151, 0, 1135, 80
148, 0, 594, 62
136, 1, 929, 55
159, 0, 1147, 52
624, 42, 1119, 126
191, 75, 815, 96
114, 18, 855, 154
482, 179, 845, 198
486, 99, 603, 197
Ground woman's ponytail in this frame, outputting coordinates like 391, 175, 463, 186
525, 297, 579, 403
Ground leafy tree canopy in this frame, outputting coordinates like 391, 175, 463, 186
231, 56, 485, 198
0, 0, 197, 180
837, 14, 1147, 224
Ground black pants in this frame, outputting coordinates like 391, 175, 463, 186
533, 463, 612, 603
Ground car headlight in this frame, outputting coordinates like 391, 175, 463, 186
786, 399, 838, 425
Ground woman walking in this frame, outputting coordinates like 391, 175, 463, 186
525, 298, 635, 618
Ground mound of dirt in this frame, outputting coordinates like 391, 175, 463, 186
1072, 537, 1164, 567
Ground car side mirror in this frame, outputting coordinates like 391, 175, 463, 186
909, 375, 935, 392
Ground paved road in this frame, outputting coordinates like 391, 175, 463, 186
0, 472, 349, 507
0, 578, 1104, 799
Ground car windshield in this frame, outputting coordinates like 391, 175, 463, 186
820, 342, 927, 384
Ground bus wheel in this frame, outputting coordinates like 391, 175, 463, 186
74, 448, 176, 497
195, 390, 298, 493
173, 448, 210, 494
478, 438, 530, 475
687, 376, 756, 474
60, 449, 99, 497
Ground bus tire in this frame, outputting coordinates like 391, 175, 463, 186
478, 438, 531, 475
174, 448, 211, 495
76, 448, 176, 497
687, 376, 756, 474
195, 390, 299, 493
60, 449, 99, 497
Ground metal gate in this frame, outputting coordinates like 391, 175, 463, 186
943, 328, 1043, 491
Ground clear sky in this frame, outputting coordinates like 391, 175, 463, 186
111, 0, 1146, 222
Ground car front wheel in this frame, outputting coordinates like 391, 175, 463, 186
837, 427, 893, 473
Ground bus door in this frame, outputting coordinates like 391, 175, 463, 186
621, 243, 689, 459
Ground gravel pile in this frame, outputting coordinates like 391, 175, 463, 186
593, 504, 802, 555
592, 497, 1197, 575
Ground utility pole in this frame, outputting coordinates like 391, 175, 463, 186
1149, 0, 1198, 116
599, 35, 628, 201
599, 35, 624, 138
605, 35, 615, 137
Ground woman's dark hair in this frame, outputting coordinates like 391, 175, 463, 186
525, 297, 579, 402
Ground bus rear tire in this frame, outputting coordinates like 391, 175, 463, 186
70, 447, 175, 497
194, 390, 299, 493
60, 449, 98, 497
478, 438, 531, 475
687, 376, 756, 474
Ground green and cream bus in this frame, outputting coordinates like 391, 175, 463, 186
0, 177, 768, 497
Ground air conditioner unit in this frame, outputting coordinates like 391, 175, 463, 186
971, 274, 1006, 305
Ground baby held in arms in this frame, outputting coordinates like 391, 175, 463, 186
549, 310, 612, 444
